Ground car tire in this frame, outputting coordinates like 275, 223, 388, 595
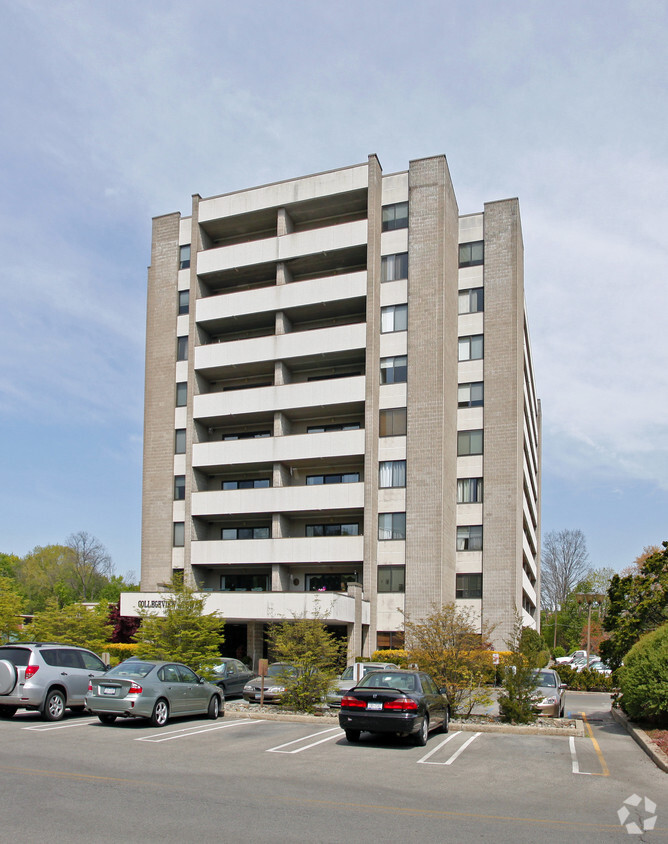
345, 729, 361, 743
440, 708, 449, 734
42, 689, 66, 722
150, 698, 169, 727
0, 705, 18, 719
208, 695, 221, 719
98, 714, 117, 725
0, 660, 18, 695
415, 715, 429, 746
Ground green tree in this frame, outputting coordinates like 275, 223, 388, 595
498, 614, 540, 724
0, 576, 25, 643
133, 577, 224, 673
403, 603, 495, 717
618, 622, 668, 725
0, 553, 20, 578
27, 600, 111, 653
266, 607, 344, 713
601, 542, 668, 669
15, 545, 78, 611
519, 626, 549, 668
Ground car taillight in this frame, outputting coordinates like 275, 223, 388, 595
341, 695, 366, 709
88, 682, 93, 692
383, 697, 418, 712
25, 665, 39, 679
127, 682, 142, 694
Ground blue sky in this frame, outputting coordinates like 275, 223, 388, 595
1, 1, 666, 581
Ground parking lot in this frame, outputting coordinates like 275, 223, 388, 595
0, 692, 665, 843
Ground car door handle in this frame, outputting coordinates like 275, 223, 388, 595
60, 672, 68, 676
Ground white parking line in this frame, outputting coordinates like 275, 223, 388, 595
569, 736, 583, 774
137, 718, 266, 743
267, 727, 343, 754
418, 731, 481, 766
23, 719, 98, 732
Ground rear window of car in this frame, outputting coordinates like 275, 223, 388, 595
0, 647, 31, 666
358, 673, 416, 691
107, 661, 155, 679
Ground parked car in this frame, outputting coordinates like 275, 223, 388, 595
242, 662, 298, 703
0, 642, 107, 721
327, 662, 399, 707
338, 668, 449, 745
85, 659, 223, 727
554, 650, 587, 665
587, 660, 612, 676
209, 659, 257, 698
531, 669, 567, 717
573, 656, 600, 672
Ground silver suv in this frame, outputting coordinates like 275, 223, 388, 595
0, 643, 108, 721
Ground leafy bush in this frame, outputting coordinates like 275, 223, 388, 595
497, 618, 540, 723
554, 663, 614, 692
552, 646, 566, 659
619, 623, 668, 726
100, 642, 140, 665
371, 649, 409, 665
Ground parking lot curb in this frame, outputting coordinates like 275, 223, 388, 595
611, 707, 668, 773
225, 706, 584, 736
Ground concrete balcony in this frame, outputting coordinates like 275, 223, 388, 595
193, 429, 365, 471
197, 220, 368, 277
191, 482, 365, 517
193, 375, 366, 422
196, 272, 367, 325
194, 323, 366, 375
120, 589, 370, 625
191, 535, 364, 565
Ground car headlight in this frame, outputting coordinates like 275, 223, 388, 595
541, 696, 557, 705
267, 686, 282, 694
243, 684, 254, 692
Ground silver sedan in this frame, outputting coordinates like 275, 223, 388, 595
85, 659, 224, 727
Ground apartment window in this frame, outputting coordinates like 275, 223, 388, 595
458, 382, 484, 408
173, 522, 185, 547
458, 429, 483, 456
380, 355, 407, 384
175, 429, 186, 454
221, 526, 271, 540
378, 513, 406, 541
376, 631, 405, 649
306, 472, 360, 485
307, 422, 361, 433
179, 244, 191, 270
177, 336, 188, 361
457, 478, 483, 503
377, 566, 405, 593
221, 574, 269, 592
222, 430, 271, 440
178, 290, 189, 315
306, 573, 357, 592
306, 523, 359, 537
221, 478, 270, 490
174, 475, 185, 500
457, 525, 483, 551
458, 241, 484, 268
458, 334, 484, 361
379, 460, 406, 488
379, 407, 407, 437
458, 287, 484, 314
456, 573, 482, 599
176, 382, 187, 406
381, 252, 408, 282
381, 304, 408, 333
381, 201, 408, 232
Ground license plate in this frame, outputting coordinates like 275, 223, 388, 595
254, 694, 262, 700
367, 702, 383, 710
103, 687, 116, 696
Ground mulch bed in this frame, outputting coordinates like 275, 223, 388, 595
644, 729, 668, 755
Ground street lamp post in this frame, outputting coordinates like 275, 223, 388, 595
574, 592, 606, 666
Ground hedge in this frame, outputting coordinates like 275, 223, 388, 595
553, 663, 614, 692
99, 642, 139, 665
619, 623, 668, 725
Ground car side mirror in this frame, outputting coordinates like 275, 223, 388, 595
560, 683, 567, 689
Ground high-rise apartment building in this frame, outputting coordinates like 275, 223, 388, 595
128, 154, 541, 662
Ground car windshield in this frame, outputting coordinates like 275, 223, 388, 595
535, 672, 556, 687
267, 664, 296, 677
108, 661, 155, 679
357, 672, 416, 691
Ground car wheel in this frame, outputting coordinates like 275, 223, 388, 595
150, 698, 169, 727
98, 714, 117, 725
415, 715, 429, 746
0, 705, 17, 719
345, 729, 360, 743
42, 689, 66, 722
440, 708, 449, 734
208, 695, 221, 719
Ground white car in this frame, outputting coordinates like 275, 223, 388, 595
554, 650, 587, 665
